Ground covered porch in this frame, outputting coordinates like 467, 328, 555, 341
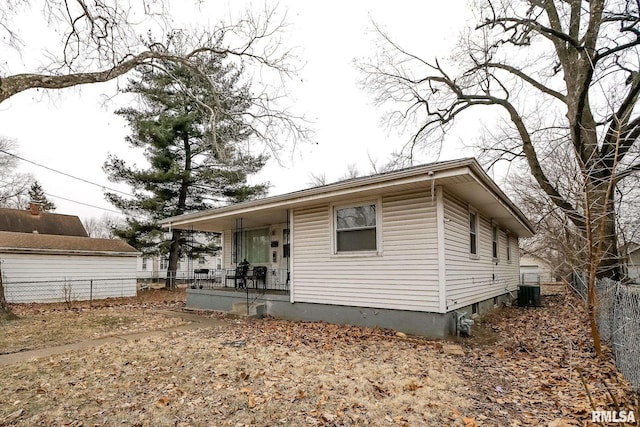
190, 267, 289, 293
173, 205, 292, 297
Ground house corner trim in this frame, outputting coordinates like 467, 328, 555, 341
436, 186, 447, 313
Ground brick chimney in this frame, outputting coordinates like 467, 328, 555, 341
29, 202, 41, 216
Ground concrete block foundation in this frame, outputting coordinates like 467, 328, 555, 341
186, 288, 512, 339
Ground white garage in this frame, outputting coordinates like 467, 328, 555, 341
0, 231, 138, 303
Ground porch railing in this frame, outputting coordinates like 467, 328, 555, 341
190, 268, 289, 293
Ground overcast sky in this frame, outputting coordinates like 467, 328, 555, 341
0, 0, 477, 221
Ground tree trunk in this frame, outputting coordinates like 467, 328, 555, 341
165, 229, 183, 289
594, 199, 620, 281
587, 271, 603, 356
0, 263, 18, 320
164, 133, 192, 290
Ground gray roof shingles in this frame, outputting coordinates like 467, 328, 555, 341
0, 207, 88, 237
0, 231, 137, 254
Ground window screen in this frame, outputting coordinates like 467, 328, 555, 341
335, 204, 377, 252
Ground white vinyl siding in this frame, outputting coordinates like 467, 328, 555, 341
1, 253, 137, 303
443, 191, 520, 310
292, 191, 440, 312
223, 230, 232, 268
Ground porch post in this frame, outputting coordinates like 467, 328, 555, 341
288, 208, 294, 303
234, 217, 250, 314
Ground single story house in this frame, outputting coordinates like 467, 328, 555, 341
0, 205, 138, 303
137, 253, 222, 282
160, 158, 534, 337
0, 203, 89, 237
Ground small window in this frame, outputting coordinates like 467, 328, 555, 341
492, 224, 499, 260
282, 228, 290, 258
469, 210, 478, 256
335, 203, 377, 253
198, 257, 206, 265
142, 258, 148, 270
506, 234, 512, 262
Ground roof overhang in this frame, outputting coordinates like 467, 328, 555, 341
0, 248, 139, 257
160, 158, 535, 238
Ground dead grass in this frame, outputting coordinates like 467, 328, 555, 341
0, 321, 471, 426
0, 289, 187, 354
0, 290, 637, 426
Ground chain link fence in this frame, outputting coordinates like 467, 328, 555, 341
572, 273, 640, 391
2, 275, 138, 304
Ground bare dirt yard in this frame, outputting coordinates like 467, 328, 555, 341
0, 289, 637, 426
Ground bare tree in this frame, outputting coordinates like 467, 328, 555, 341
307, 155, 404, 189
360, 0, 639, 355
360, 0, 639, 280
340, 163, 361, 180
0, 137, 33, 208
307, 172, 327, 187
83, 214, 123, 239
508, 160, 588, 279
1, 1, 309, 155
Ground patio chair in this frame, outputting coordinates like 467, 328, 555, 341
225, 264, 248, 288
249, 266, 268, 289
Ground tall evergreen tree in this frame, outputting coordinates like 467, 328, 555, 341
104, 54, 268, 288
27, 181, 56, 212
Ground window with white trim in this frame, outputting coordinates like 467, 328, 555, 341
334, 203, 377, 253
506, 233, 512, 262
492, 224, 499, 260
469, 210, 478, 256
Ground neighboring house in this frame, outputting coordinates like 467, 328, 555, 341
0, 203, 88, 236
519, 250, 555, 284
621, 242, 640, 283
160, 158, 535, 338
137, 253, 222, 282
0, 204, 138, 303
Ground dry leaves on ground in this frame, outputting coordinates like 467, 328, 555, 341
0, 321, 474, 426
0, 289, 187, 354
458, 293, 638, 426
1, 289, 638, 426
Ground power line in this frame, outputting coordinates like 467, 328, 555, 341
44, 192, 124, 215
0, 177, 123, 215
0, 149, 135, 197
